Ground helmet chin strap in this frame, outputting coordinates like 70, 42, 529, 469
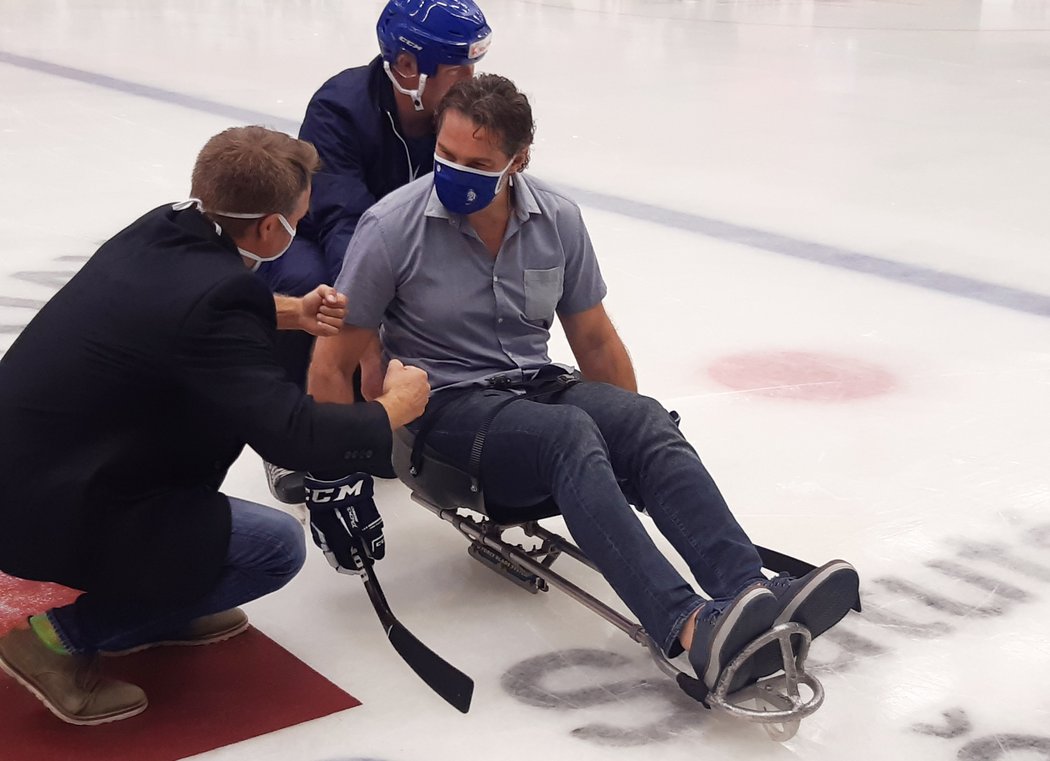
383, 61, 428, 112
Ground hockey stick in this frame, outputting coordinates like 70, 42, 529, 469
351, 536, 474, 713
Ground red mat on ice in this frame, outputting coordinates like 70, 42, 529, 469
0, 573, 360, 761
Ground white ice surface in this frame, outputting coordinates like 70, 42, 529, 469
2, 1, 1049, 759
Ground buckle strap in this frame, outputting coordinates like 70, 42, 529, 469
410, 367, 583, 487
465, 369, 582, 486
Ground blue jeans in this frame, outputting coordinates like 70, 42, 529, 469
420, 381, 766, 655
49, 498, 306, 654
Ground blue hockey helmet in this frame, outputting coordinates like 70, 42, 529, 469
377, 0, 492, 77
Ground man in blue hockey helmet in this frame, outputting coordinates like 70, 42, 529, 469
377, 0, 493, 113
259, 0, 492, 503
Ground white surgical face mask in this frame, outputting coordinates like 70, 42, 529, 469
172, 198, 203, 212
211, 210, 297, 271
173, 197, 222, 236
172, 200, 297, 270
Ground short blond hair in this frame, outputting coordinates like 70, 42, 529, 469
190, 126, 321, 222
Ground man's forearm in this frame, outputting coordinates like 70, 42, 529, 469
307, 363, 359, 404
273, 295, 301, 331
577, 340, 637, 392
308, 329, 375, 405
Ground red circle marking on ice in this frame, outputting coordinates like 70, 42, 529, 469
707, 351, 896, 401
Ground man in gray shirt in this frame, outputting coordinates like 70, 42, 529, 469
308, 74, 859, 694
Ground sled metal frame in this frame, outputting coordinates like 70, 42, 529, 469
393, 428, 835, 740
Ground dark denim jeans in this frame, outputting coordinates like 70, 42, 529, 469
49, 498, 306, 654
420, 380, 766, 655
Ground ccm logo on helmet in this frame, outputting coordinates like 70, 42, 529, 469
308, 480, 365, 502
398, 35, 423, 51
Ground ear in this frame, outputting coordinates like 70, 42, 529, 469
510, 149, 530, 174
393, 51, 419, 80
259, 213, 285, 239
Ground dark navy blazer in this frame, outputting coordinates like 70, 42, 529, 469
0, 205, 392, 602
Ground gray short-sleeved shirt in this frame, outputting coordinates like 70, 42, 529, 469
334, 173, 607, 391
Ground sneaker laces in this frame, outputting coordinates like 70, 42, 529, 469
765, 572, 793, 592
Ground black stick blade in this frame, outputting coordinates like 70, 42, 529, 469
387, 620, 474, 713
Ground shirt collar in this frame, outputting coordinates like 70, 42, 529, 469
511, 174, 541, 221
424, 185, 453, 222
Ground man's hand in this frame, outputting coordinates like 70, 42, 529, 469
376, 359, 429, 429
298, 285, 348, 337
305, 472, 384, 575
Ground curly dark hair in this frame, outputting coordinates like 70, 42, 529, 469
435, 74, 535, 169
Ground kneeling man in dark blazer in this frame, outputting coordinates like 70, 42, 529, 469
0, 125, 429, 725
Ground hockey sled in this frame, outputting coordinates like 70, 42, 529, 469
391, 426, 859, 741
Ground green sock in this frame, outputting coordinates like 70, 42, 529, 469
28, 614, 69, 655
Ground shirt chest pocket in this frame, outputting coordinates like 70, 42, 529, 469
523, 267, 564, 321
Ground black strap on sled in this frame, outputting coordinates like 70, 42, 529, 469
754, 546, 816, 579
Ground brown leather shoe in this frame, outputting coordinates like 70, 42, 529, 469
0, 626, 148, 725
105, 608, 250, 656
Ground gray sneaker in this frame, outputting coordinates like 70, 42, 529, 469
0, 626, 147, 725
752, 559, 860, 679
687, 583, 778, 692
265, 461, 306, 504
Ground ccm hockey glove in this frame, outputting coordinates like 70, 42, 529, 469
305, 472, 385, 575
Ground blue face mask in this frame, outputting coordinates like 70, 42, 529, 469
433, 154, 514, 215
